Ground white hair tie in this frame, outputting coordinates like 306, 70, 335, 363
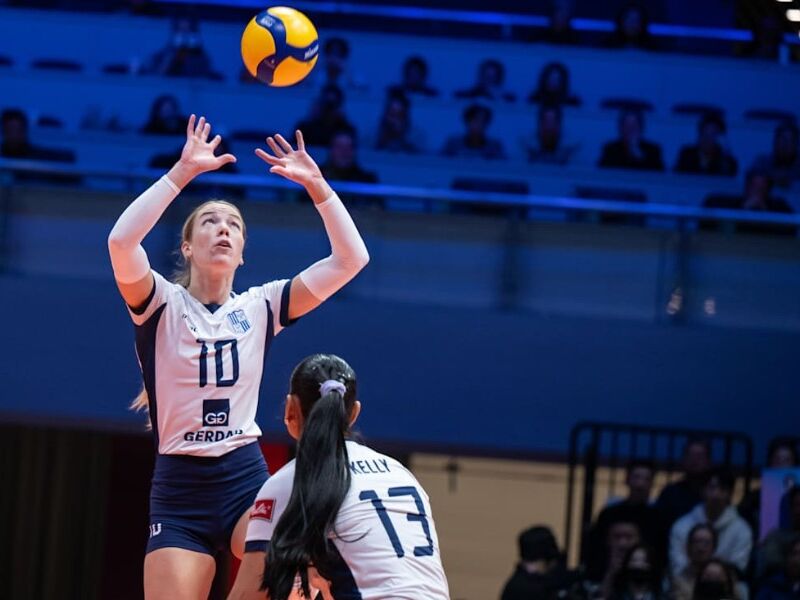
319, 380, 346, 397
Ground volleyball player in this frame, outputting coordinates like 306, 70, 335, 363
107, 115, 369, 600
227, 354, 450, 600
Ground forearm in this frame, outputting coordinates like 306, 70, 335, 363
107, 167, 186, 282
298, 191, 369, 300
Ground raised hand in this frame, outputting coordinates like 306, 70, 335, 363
255, 131, 323, 187
178, 114, 237, 176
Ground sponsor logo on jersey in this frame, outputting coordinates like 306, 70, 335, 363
251, 498, 275, 522
227, 309, 251, 334
149, 523, 162, 538
184, 429, 244, 442
203, 398, 230, 426
181, 312, 198, 333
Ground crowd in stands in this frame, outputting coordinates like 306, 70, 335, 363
501, 437, 800, 600
0, 1, 799, 232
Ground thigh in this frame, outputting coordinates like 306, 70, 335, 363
230, 506, 253, 559
144, 547, 216, 600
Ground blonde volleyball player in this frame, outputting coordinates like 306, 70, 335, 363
108, 115, 369, 600
227, 354, 450, 600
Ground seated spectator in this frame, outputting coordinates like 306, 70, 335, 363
375, 90, 418, 153
750, 121, 800, 189
739, 439, 799, 540
759, 489, 800, 580
321, 127, 377, 183
528, 62, 581, 107
672, 524, 719, 600
593, 519, 644, 599
606, 3, 656, 51
692, 559, 742, 600
702, 169, 795, 236
294, 84, 356, 148
670, 468, 753, 577
674, 113, 738, 177
141, 94, 186, 136
500, 525, 584, 600
455, 59, 517, 103
1, 108, 80, 185
598, 109, 665, 171
609, 544, 665, 600
523, 104, 577, 165
141, 16, 220, 79
442, 103, 506, 160
543, 0, 580, 45
309, 36, 367, 92
756, 537, 800, 600
656, 438, 712, 535
585, 460, 662, 580
388, 55, 439, 98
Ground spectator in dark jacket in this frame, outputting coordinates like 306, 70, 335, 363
598, 108, 664, 171
528, 62, 581, 107
455, 59, 517, 103
442, 103, 506, 160
675, 113, 738, 177
757, 537, 800, 600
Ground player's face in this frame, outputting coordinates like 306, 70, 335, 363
185, 203, 245, 275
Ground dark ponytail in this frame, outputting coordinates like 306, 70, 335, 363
263, 354, 357, 600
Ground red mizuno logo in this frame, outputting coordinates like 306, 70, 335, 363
251, 499, 275, 521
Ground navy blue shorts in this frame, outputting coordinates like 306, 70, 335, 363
147, 442, 268, 556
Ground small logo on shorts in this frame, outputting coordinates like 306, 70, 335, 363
203, 399, 230, 427
251, 499, 275, 522
149, 523, 162, 538
227, 309, 251, 334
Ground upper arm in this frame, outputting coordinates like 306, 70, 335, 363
115, 271, 155, 312
287, 276, 323, 321
226, 551, 266, 600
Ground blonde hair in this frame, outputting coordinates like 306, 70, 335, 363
130, 199, 246, 426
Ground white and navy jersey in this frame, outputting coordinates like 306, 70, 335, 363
246, 441, 450, 600
129, 270, 293, 457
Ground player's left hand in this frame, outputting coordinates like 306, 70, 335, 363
255, 131, 323, 186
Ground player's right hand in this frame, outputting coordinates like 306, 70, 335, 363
177, 114, 237, 176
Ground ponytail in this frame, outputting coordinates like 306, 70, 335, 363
263, 354, 357, 600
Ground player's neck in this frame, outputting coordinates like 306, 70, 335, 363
186, 270, 234, 305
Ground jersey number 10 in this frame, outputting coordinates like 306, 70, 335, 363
198, 339, 239, 387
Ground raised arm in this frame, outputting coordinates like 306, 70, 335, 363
108, 115, 236, 308
255, 131, 369, 320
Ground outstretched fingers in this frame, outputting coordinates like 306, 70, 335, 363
265, 136, 285, 158
194, 116, 206, 138
186, 114, 196, 138
295, 129, 305, 152
255, 148, 282, 165
274, 134, 294, 154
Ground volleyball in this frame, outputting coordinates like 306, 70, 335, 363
241, 6, 319, 87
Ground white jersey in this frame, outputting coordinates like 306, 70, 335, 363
246, 440, 450, 599
128, 270, 292, 457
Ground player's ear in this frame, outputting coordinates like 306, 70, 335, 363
181, 239, 192, 259
348, 400, 361, 427
284, 394, 302, 440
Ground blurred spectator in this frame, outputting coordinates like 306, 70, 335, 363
750, 121, 800, 189
596, 519, 644, 599
674, 113, 738, 177
692, 559, 740, 600
655, 438, 712, 534
523, 104, 577, 165
142, 95, 186, 136
609, 544, 665, 600
740, 13, 784, 61
756, 537, 800, 600
375, 90, 418, 153
388, 55, 439, 98
1, 108, 80, 185
670, 468, 753, 577
455, 59, 517, 103
598, 109, 665, 171
606, 3, 656, 50
528, 62, 581, 107
702, 169, 795, 236
315, 37, 367, 92
758, 488, 800, 580
671, 524, 718, 600
295, 84, 356, 148
442, 104, 506, 160
585, 461, 661, 584
543, 0, 580, 45
739, 439, 799, 540
500, 525, 585, 600
141, 16, 220, 79
321, 127, 377, 184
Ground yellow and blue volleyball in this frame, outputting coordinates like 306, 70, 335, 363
241, 6, 319, 87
